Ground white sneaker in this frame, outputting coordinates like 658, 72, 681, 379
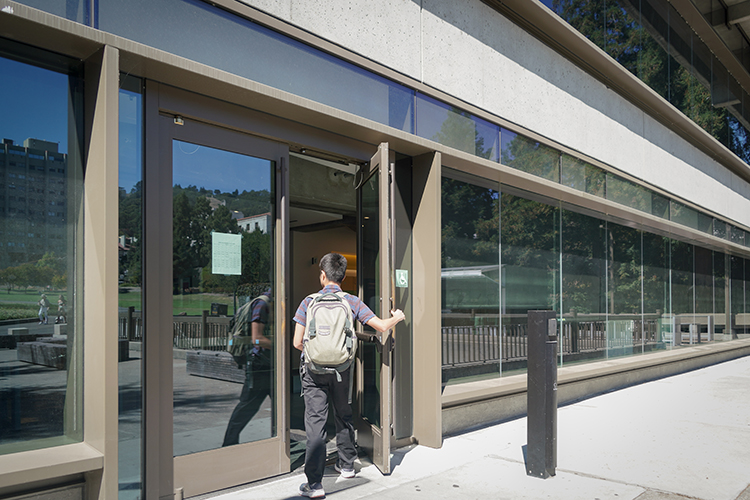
334, 463, 355, 478
299, 482, 325, 498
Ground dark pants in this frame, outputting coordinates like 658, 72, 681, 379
222, 364, 272, 447
302, 366, 357, 484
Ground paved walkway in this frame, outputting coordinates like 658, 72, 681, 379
208, 355, 750, 500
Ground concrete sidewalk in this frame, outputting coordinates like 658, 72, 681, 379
209, 355, 750, 500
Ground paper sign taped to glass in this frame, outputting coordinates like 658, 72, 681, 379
212, 232, 242, 275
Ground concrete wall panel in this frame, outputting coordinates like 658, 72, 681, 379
244, 0, 422, 80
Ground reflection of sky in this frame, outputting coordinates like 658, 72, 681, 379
173, 140, 272, 193
0, 57, 69, 154
119, 90, 143, 193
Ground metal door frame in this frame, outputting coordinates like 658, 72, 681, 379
143, 82, 290, 499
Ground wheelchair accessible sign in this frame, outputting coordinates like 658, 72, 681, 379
395, 269, 408, 288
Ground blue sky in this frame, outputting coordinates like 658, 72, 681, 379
172, 140, 272, 194
0, 57, 69, 154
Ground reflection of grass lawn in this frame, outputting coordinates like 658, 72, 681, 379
0, 290, 60, 304
0, 303, 39, 321
118, 289, 236, 316
0, 290, 63, 320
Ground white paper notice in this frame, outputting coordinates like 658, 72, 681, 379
212, 232, 242, 275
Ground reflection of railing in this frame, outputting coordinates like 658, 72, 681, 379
440, 313, 733, 369
118, 307, 142, 341
117, 308, 232, 351
172, 312, 232, 350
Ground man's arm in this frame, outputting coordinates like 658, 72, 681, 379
251, 321, 272, 349
365, 309, 405, 334
293, 322, 305, 352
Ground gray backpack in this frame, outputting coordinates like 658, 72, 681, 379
303, 291, 357, 382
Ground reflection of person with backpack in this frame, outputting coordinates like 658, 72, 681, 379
293, 253, 405, 499
222, 289, 272, 447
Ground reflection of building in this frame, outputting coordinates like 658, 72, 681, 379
0, 138, 67, 268
236, 212, 271, 233
206, 195, 225, 210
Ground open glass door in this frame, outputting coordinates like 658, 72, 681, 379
356, 143, 394, 474
155, 115, 289, 498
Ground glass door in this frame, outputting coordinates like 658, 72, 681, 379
356, 143, 395, 474
158, 115, 289, 497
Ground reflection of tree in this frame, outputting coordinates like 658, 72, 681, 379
202, 228, 272, 293
119, 182, 142, 285
501, 133, 559, 181
441, 178, 497, 267
442, 184, 678, 317
432, 107, 494, 160
609, 224, 641, 314
172, 188, 243, 293
0, 252, 66, 291
552, 0, 750, 163
172, 184, 270, 220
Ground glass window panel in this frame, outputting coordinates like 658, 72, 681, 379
731, 256, 746, 337
670, 200, 699, 230
671, 239, 694, 340
0, 47, 84, 455
118, 75, 143, 499
730, 226, 746, 246
172, 140, 275, 455
607, 173, 651, 213
12, 0, 88, 25
713, 219, 727, 239
361, 170, 381, 425
417, 94, 499, 161
441, 176, 500, 385
501, 129, 559, 182
694, 246, 713, 341
643, 232, 670, 346
713, 251, 727, 336
561, 209, 606, 363
651, 192, 670, 219
697, 212, 713, 234
560, 154, 605, 197
501, 189, 559, 371
99, 0, 414, 133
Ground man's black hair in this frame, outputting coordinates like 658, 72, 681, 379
320, 252, 347, 284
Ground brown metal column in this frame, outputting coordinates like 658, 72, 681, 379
411, 152, 442, 448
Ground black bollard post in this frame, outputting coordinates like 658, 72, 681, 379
526, 310, 558, 479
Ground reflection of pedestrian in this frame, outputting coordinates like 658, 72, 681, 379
38, 294, 50, 324
222, 290, 272, 447
55, 295, 67, 324
293, 253, 405, 498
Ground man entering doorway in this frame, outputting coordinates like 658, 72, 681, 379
293, 252, 405, 499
